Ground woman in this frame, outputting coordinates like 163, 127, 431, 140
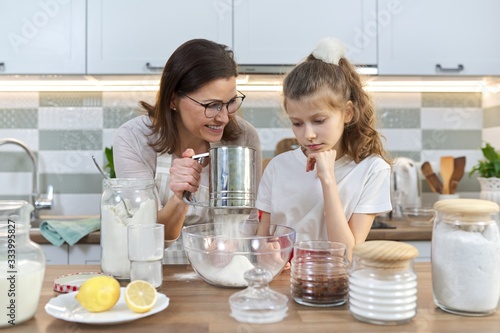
113, 39, 262, 263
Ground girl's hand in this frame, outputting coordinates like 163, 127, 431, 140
169, 148, 203, 201
306, 149, 337, 181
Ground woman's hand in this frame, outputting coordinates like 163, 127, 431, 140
169, 148, 204, 201
306, 149, 337, 181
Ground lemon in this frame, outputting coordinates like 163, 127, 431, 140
75, 275, 121, 312
124, 280, 157, 313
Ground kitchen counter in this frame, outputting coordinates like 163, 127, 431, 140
10, 263, 500, 332
30, 220, 432, 245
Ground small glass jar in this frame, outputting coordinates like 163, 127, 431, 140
0, 201, 46, 328
290, 241, 349, 307
432, 198, 500, 316
349, 240, 418, 325
100, 178, 158, 280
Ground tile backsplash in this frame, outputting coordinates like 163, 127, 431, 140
1, 89, 499, 216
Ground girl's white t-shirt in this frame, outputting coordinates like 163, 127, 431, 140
256, 148, 392, 242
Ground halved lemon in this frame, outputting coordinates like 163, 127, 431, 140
124, 280, 157, 313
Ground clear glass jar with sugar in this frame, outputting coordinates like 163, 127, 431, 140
100, 178, 158, 280
0, 201, 45, 328
349, 240, 418, 325
432, 198, 500, 316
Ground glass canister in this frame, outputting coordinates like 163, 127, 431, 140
100, 178, 158, 280
349, 240, 418, 325
0, 201, 46, 328
432, 198, 500, 316
290, 241, 349, 307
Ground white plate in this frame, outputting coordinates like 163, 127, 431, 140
45, 287, 169, 324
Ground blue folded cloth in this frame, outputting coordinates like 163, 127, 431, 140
40, 218, 100, 246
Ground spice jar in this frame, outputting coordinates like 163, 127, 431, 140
349, 240, 418, 325
0, 201, 46, 328
100, 178, 158, 280
290, 241, 349, 307
432, 198, 500, 316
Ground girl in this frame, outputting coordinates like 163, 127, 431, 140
256, 37, 391, 258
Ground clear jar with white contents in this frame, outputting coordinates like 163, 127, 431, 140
349, 241, 419, 325
100, 178, 158, 280
432, 198, 500, 316
0, 201, 45, 328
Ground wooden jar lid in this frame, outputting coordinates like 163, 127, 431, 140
433, 198, 499, 214
353, 240, 418, 268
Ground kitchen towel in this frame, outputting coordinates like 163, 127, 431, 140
40, 218, 100, 246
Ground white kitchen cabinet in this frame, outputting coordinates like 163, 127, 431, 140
0, 0, 85, 74
233, 0, 377, 71
378, 0, 500, 76
87, 0, 233, 74
68, 244, 101, 265
40, 244, 68, 265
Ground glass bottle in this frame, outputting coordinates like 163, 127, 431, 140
349, 240, 418, 325
0, 201, 45, 328
432, 198, 500, 316
229, 267, 288, 324
100, 178, 158, 280
290, 241, 349, 307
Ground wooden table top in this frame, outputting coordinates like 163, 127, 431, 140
9, 263, 500, 333
30, 220, 432, 245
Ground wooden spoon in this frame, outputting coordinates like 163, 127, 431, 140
450, 156, 466, 194
440, 156, 455, 195
421, 162, 443, 194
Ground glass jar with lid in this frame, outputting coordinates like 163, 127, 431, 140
0, 201, 45, 327
432, 198, 500, 316
349, 240, 418, 325
100, 178, 158, 280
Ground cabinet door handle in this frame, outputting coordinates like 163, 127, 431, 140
0, 62, 5, 71
435, 64, 464, 73
145, 62, 164, 71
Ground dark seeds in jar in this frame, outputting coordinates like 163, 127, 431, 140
291, 274, 349, 305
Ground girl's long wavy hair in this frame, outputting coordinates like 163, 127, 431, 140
283, 54, 390, 164
141, 39, 242, 154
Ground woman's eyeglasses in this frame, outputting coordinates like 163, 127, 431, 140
179, 91, 246, 118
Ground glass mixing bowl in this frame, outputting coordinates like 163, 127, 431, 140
182, 222, 296, 288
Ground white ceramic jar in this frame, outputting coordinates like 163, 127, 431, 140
432, 198, 500, 316
349, 240, 419, 325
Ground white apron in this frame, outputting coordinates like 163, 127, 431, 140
155, 152, 213, 264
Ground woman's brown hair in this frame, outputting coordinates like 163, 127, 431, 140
283, 54, 389, 164
141, 39, 242, 154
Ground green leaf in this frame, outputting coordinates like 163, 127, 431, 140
482, 143, 499, 163
470, 143, 500, 178
104, 146, 116, 178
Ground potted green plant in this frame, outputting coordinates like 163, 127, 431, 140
469, 143, 500, 204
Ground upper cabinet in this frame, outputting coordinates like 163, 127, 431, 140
0, 0, 85, 74
233, 0, 377, 70
86, 0, 232, 74
378, 0, 500, 76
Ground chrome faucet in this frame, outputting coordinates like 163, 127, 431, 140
0, 138, 53, 219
